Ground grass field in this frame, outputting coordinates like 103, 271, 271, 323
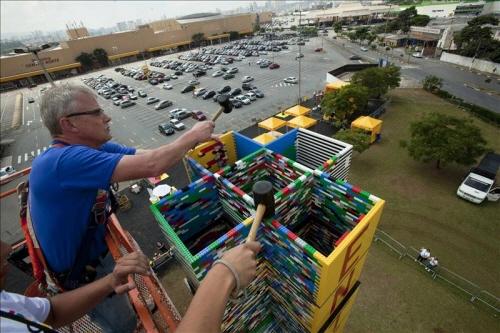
344, 89, 499, 332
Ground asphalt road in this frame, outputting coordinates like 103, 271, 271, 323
330, 36, 500, 112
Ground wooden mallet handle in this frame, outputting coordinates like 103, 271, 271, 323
246, 204, 266, 242
212, 106, 225, 122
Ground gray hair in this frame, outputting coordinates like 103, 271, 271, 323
39, 83, 95, 136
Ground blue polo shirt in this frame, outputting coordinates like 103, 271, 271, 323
29, 141, 135, 273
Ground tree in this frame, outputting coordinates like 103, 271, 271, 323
321, 84, 370, 127
334, 129, 371, 153
191, 32, 206, 47
93, 48, 108, 67
402, 113, 487, 169
422, 75, 443, 93
351, 66, 401, 99
468, 14, 498, 27
75, 52, 94, 69
290, 25, 297, 31
334, 22, 342, 33
410, 15, 430, 27
229, 31, 239, 41
354, 27, 370, 42
453, 25, 500, 62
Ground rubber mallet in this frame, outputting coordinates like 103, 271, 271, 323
212, 94, 233, 122
246, 180, 275, 242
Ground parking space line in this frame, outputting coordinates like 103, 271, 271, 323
17, 156, 21, 164
24, 153, 28, 162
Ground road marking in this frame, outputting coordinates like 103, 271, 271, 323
129, 138, 135, 144
17, 156, 21, 164
151, 137, 157, 142
24, 153, 28, 162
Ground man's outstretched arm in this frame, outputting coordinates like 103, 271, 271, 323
45, 252, 150, 328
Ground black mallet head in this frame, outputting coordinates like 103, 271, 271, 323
252, 180, 275, 218
212, 94, 233, 121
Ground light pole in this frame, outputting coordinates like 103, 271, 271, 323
14, 44, 55, 87
298, 8, 302, 106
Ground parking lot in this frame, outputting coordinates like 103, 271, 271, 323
74, 35, 356, 150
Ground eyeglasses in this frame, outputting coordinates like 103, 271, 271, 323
65, 108, 105, 118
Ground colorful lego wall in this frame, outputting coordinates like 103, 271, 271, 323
151, 130, 384, 333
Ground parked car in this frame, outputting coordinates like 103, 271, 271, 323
203, 90, 216, 100
236, 95, 251, 105
223, 73, 235, 80
0, 166, 16, 184
284, 77, 298, 84
252, 89, 264, 98
349, 55, 361, 60
170, 109, 190, 120
181, 85, 195, 93
120, 100, 136, 108
212, 70, 224, 77
269, 63, 280, 69
231, 88, 242, 96
229, 98, 242, 108
242, 76, 254, 83
295, 53, 304, 59
242, 83, 256, 91
158, 123, 175, 136
245, 92, 256, 101
360, 47, 368, 52
163, 84, 173, 90
217, 86, 231, 94
113, 100, 121, 106
314, 48, 323, 52
128, 94, 138, 100
192, 110, 207, 121
28, 97, 35, 103
138, 90, 147, 97
188, 79, 200, 85
412, 52, 423, 58
170, 118, 186, 130
155, 100, 173, 110
194, 88, 207, 97
146, 97, 160, 105
228, 67, 238, 74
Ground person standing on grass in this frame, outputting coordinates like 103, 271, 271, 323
416, 247, 430, 263
425, 257, 439, 272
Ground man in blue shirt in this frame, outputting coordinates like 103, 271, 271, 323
30, 83, 216, 332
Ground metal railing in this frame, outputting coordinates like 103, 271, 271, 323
374, 229, 499, 317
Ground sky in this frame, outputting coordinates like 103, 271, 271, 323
1, 1, 259, 37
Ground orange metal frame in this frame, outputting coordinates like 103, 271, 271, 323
1, 167, 180, 332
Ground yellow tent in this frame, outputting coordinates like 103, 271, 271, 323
258, 117, 287, 131
253, 132, 278, 144
351, 116, 383, 143
287, 115, 318, 129
284, 105, 311, 117
325, 81, 349, 93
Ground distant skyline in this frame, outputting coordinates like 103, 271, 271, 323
1, 1, 266, 37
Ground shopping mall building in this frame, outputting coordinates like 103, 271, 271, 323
0, 12, 272, 90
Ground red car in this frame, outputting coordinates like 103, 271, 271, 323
314, 48, 323, 52
269, 63, 280, 70
192, 110, 207, 121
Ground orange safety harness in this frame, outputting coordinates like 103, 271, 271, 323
17, 141, 118, 294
